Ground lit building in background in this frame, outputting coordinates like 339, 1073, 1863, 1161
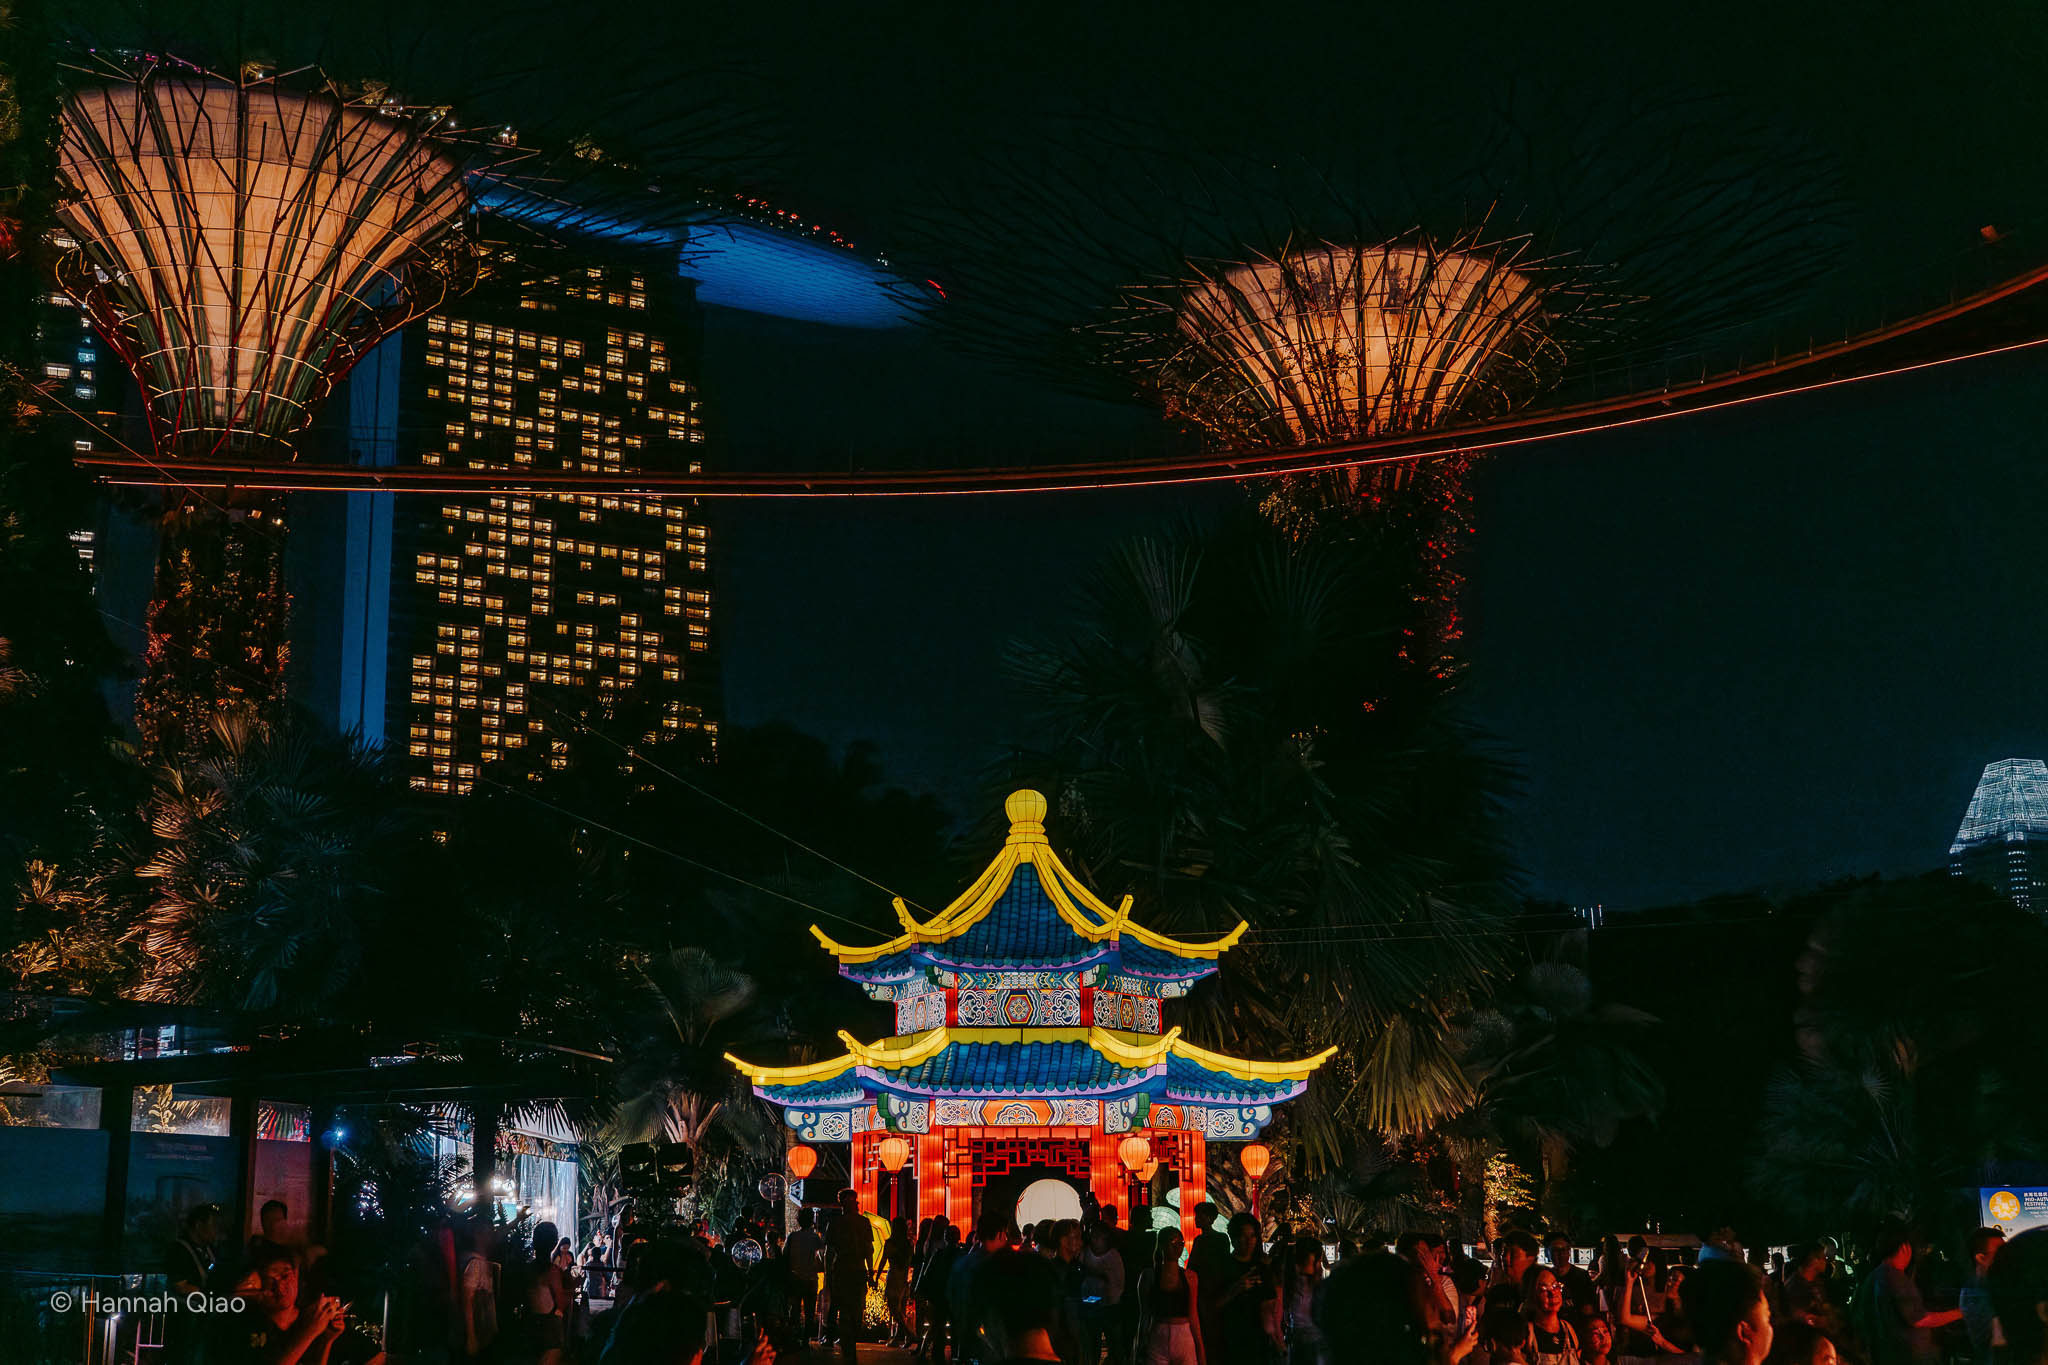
34, 229, 123, 581
1950, 758, 2048, 914
382, 253, 718, 793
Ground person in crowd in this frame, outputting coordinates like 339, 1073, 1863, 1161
1547, 1236, 1597, 1325
1314, 1252, 1475, 1365
824, 1190, 874, 1359
1280, 1237, 1326, 1365
1653, 1265, 1691, 1350
1699, 1228, 1747, 1267
1189, 1204, 1232, 1283
1081, 1218, 1128, 1365
954, 1208, 1018, 1365
456, 1219, 499, 1361
884, 1217, 917, 1346
1780, 1246, 1837, 1333
228, 1246, 383, 1365
917, 1214, 961, 1364
1959, 1227, 2004, 1365
530, 1235, 575, 1365
1680, 1260, 1773, 1365
1854, 1224, 1962, 1365
1768, 1321, 1839, 1365
783, 1208, 824, 1343
1209, 1211, 1283, 1363
1399, 1234, 1463, 1343
974, 1249, 1067, 1365
1134, 1227, 1205, 1365
164, 1202, 223, 1364
600, 1238, 776, 1365
1482, 1306, 1532, 1365
1519, 1266, 1583, 1365
1582, 1314, 1616, 1365
248, 1199, 298, 1272
1488, 1234, 1542, 1315
1987, 1228, 2048, 1365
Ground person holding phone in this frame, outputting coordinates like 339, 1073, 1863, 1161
227, 1248, 385, 1365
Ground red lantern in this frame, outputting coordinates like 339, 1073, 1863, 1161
877, 1135, 912, 1172
1139, 1159, 1160, 1182
787, 1144, 818, 1179
1118, 1135, 1152, 1173
1240, 1141, 1271, 1182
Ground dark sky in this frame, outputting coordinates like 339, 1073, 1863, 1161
681, 0, 2048, 908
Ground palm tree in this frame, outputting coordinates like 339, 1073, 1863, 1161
129, 705, 413, 1011
1008, 512, 1522, 1167
1748, 876, 2048, 1246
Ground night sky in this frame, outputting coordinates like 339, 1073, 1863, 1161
109, 0, 2048, 907
686, 1, 2048, 908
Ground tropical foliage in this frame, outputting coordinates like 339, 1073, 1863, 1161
1008, 512, 1522, 1165
1748, 876, 2048, 1245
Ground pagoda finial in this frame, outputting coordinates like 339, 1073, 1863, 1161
1005, 788, 1049, 844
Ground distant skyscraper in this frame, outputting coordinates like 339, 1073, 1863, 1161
378, 251, 718, 794
1949, 758, 2048, 913
36, 228, 123, 581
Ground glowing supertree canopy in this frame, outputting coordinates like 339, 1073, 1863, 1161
1165, 242, 1551, 448
55, 70, 471, 456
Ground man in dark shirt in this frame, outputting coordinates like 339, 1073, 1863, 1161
824, 1191, 874, 1359
973, 1250, 1066, 1365
1546, 1234, 1597, 1324
954, 1210, 1018, 1365
223, 1248, 373, 1365
1861, 1228, 1961, 1365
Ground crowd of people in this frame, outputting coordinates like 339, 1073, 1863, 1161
149, 1187, 2048, 1365
877, 1211, 2048, 1365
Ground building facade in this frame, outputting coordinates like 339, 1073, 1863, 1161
730, 789, 1332, 1235
354, 251, 718, 793
1950, 758, 2048, 914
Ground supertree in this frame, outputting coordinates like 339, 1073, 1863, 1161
44, 11, 765, 757
906, 92, 1841, 675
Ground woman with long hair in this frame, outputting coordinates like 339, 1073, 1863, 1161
1135, 1227, 1206, 1365
1520, 1267, 1583, 1365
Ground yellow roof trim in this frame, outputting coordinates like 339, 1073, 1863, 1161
1169, 1035, 1339, 1082
732, 1025, 1335, 1091
725, 1049, 857, 1087
1119, 918, 1249, 957
808, 790, 1249, 965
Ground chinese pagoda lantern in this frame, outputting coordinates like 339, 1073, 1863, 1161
1240, 1141, 1272, 1181
876, 1136, 912, 1173
1118, 1136, 1152, 1173
787, 1144, 818, 1179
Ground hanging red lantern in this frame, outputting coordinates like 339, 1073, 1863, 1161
1118, 1135, 1152, 1173
1240, 1141, 1272, 1181
876, 1135, 912, 1172
787, 1144, 818, 1179
1139, 1159, 1160, 1182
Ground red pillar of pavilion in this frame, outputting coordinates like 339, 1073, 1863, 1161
916, 1133, 947, 1222
1179, 1132, 1207, 1243
851, 1131, 878, 1214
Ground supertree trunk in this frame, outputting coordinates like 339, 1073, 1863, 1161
1260, 452, 1477, 680
135, 494, 290, 761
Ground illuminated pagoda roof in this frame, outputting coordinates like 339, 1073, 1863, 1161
728, 790, 1333, 1143
809, 788, 1246, 996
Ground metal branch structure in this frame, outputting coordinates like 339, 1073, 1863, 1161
902, 94, 1844, 673
55, 70, 471, 457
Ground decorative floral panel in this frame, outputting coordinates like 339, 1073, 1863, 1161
1088, 991, 1162, 1033
957, 988, 1082, 1027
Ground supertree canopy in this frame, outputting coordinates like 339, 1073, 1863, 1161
905, 94, 1840, 673
1162, 242, 1551, 449
55, 70, 471, 457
